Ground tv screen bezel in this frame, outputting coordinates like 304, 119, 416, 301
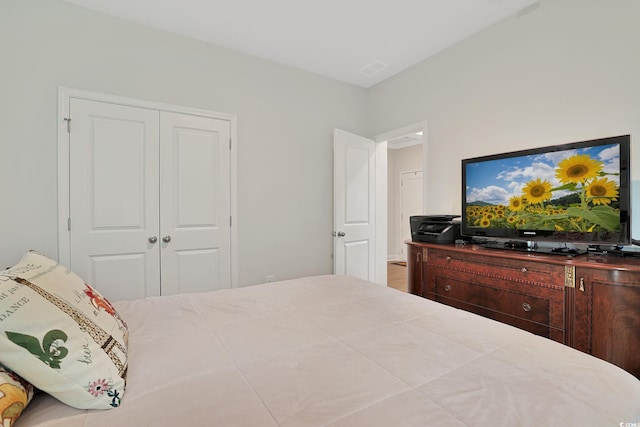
461, 135, 631, 246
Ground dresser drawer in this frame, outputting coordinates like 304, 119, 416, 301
427, 249, 564, 289
435, 293, 562, 340
433, 274, 559, 328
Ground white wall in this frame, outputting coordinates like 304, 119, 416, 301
4, 0, 640, 286
368, 0, 640, 239
0, 0, 368, 285
387, 144, 423, 258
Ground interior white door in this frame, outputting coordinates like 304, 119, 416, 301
159, 112, 231, 295
333, 129, 376, 281
400, 170, 423, 260
69, 98, 161, 301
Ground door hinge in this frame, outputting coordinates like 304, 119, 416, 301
230, 216, 232, 227
67, 217, 71, 231
229, 138, 232, 150
64, 117, 71, 133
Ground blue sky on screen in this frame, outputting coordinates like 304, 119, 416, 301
465, 143, 620, 205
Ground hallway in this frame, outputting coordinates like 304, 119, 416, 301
387, 261, 407, 292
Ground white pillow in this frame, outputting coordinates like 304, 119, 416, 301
0, 251, 128, 409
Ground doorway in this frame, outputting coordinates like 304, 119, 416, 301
373, 122, 427, 289
332, 121, 427, 287
399, 170, 423, 259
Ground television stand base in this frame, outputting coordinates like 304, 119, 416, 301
503, 240, 532, 250
479, 240, 587, 256
587, 244, 640, 258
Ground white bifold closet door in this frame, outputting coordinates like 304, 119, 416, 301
159, 112, 231, 296
69, 98, 231, 301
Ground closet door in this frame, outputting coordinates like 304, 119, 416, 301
159, 112, 231, 295
69, 99, 161, 301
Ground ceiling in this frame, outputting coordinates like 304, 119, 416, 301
64, 0, 540, 88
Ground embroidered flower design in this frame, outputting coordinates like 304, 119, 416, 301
84, 284, 117, 316
88, 378, 110, 397
108, 388, 122, 407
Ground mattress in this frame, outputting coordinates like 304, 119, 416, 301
18, 275, 640, 426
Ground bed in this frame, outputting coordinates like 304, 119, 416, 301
11, 274, 640, 426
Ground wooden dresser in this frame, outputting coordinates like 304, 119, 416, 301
407, 241, 640, 378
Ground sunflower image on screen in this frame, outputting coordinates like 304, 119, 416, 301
465, 143, 622, 234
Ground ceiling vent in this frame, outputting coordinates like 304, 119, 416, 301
359, 61, 388, 76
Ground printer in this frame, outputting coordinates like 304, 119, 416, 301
410, 215, 461, 244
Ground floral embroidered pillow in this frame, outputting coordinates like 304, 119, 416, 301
0, 364, 35, 426
0, 251, 128, 409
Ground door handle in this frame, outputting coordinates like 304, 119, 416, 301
148, 236, 158, 244
162, 235, 172, 243
332, 231, 346, 237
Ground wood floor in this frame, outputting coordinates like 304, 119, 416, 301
387, 261, 408, 293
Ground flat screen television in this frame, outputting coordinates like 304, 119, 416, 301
461, 135, 631, 254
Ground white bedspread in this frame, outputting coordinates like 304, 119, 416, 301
18, 275, 640, 426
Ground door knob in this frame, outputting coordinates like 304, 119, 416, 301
332, 231, 346, 237
162, 235, 172, 243
148, 236, 158, 244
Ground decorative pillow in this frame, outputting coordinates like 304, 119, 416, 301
0, 364, 34, 426
0, 251, 128, 409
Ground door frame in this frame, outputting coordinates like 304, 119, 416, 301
57, 87, 239, 288
399, 169, 424, 260
373, 120, 428, 282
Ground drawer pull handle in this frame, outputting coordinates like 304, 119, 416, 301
444, 285, 452, 292
521, 267, 527, 273
579, 278, 585, 292
522, 302, 532, 312
446, 256, 452, 261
